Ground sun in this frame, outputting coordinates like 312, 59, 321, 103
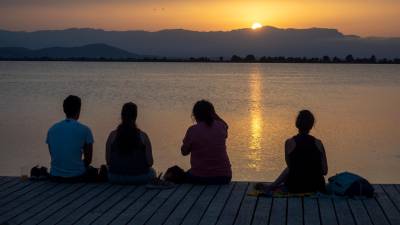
251, 22, 262, 30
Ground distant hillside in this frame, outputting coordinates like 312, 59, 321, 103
0, 27, 400, 58
0, 43, 139, 59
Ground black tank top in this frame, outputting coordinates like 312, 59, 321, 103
109, 132, 149, 175
286, 134, 326, 193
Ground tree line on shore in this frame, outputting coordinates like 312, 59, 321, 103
191, 54, 400, 64
1, 54, 399, 64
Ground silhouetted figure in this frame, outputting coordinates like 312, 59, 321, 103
106, 102, 155, 184
47, 95, 97, 182
180, 100, 232, 184
257, 110, 328, 193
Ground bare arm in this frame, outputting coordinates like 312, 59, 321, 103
271, 139, 295, 187
142, 132, 154, 167
181, 144, 191, 156
83, 143, 93, 167
105, 131, 115, 165
316, 140, 328, 175
48, 145, 52, 156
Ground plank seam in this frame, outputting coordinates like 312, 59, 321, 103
360, 198, 377, 225
249, 194, 260, 225
175, 185, 208, 225
143, 185, 192, 225
33, 184, 106, 225
0, 182, 57, 215
3, 183, 74, 222
53, 184, 115, 225
372, 196, 395, 225
380, 185, 400, 213
267, 197, 274, 225
0, 182, 48, 206
86, 186, 140, 225
100, 187, 159, 225
231, 182, 250, 225
188, 185, 222, 225
15, 183, 87, 225
213, 182, 237, 225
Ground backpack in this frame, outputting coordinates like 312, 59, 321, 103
326, 172, 374, 197
164, 166, 186, 184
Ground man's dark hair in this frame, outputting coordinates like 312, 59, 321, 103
295, 110, 315, 133
63, 95, 81, 118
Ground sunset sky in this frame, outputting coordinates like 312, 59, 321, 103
0, 0, 399, 37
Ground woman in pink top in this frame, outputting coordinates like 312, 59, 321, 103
181, 100, 232, 184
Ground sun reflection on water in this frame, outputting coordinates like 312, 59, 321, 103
248, 67, 263, 170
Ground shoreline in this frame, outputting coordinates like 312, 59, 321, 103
1, 59, 400, 64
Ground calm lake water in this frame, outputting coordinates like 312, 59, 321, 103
0, 61, 399, 183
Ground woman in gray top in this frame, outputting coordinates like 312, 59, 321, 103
106, 102, 155, 184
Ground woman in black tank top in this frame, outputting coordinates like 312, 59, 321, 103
256, 110, 328, 193
105, 102, 155, 184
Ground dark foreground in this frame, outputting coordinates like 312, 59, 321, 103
0, 176, 399, 225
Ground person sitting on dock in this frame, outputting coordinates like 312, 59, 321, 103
180, 100, 232, 184
106, 102, 156, 184
257, 110, 328, 193
46, 95, 97, 182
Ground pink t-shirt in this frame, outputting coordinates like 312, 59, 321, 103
182, 120, 232, 177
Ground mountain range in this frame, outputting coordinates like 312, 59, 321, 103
0, 26, 399, 59
0, 44, 138, 59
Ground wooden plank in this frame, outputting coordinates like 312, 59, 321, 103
0, 182, 57, 215
374, 185, 400, 225
0, 177, 15, 185
363, 197, 390, 225
125, 186, 180, 225
251, 196, 272, 225
198, 183, 235, 225
0, 183, 73, 224
269, 198, 287, 225
234, 183, 257, 225
74, 185, 135, 225
19, 184, 96, 225
216, 182, 249, 225
93, 186, 153, 225
163, 185, 206, 225
37, 183, 112, 225
303, 198, 320, 225
0, 181, 48, 207
0, 178, 21, 192
348, 198, 373, 225
396, 185, 400, 194
0, 180, 35, 199
382, 184, 400, 212
287, 197, 302, 225
332, 198, 355, 225
181, 185, 220, 225
57, 185, 122, 225
318, 198, 338, 225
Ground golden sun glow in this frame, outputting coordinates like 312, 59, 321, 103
251, 22, 262, 30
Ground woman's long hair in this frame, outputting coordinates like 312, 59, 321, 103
114, 102, 145, 153
192, 100, 215, 126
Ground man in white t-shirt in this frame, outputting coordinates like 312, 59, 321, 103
46, 95, 95, 181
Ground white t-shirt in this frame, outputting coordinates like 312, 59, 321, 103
46, 119, 94, 177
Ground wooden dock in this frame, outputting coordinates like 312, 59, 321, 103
0, 176, 399, 225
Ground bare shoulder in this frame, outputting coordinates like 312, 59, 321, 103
139, 130, 150, 141
285, 137, 296, 154
314, 138, 325, 151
